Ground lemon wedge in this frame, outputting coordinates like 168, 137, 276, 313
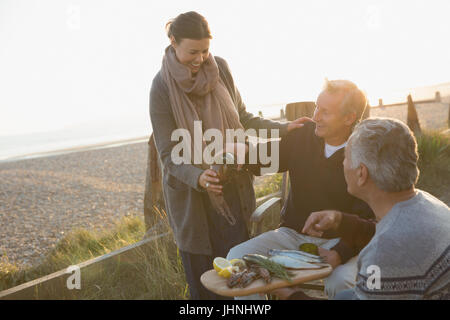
229, 258, 246, 270
218, 266, 234, 278
213, 257, 232, 274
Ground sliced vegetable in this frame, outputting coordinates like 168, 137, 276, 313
298, 243, 319, 256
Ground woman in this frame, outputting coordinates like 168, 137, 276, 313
149, 11, 304, 299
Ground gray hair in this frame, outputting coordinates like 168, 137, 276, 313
348, 117, 420, 192
323, 79, 368, 129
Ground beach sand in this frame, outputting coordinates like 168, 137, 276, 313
0, 141, 149, 267
370, 102, 449, 130
1, 101, 448, 268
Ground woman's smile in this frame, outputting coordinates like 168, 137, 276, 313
189, 62, 201, 73
171, 37, 210, 75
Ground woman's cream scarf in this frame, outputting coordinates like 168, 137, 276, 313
160, 45, 244, 225
161, 46, 243, 168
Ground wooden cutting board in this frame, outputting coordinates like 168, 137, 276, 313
200, 265, 332, 297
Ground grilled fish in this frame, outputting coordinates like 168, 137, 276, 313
251, 266, 271, 284
268, 255, 324, 270
268, 249, 324, 263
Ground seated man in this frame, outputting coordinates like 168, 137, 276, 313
226, 80, 375, 299
279, 118, 450, 300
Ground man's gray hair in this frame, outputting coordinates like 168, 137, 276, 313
348, 117, 420, 192
323, 79, 368, 128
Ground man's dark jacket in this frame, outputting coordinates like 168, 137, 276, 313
246, 122, 375, 263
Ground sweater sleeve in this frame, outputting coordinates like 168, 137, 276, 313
329, 239, 358, 265
324, 198, 376, 262
215, 56, 289, 138
323, 212, 376, 264
236, 86, 289, 138
149, 75, 204, 192
243, 126, 302, 175
337, 213, 376, 252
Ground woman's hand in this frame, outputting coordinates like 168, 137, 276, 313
287, 117, 314, 132
198, 169, 223, 194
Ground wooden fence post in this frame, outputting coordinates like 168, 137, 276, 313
143, 134, 165, 234
435, 91, 441, 103
285, 101, 316, 121
448, 103, 450, 128
407, 94, 422, 135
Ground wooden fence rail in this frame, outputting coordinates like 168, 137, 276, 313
0, 194, 272, 299
0, 232, 169, 300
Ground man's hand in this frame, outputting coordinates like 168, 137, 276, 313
301, 210, 343, 237
287, 117, 314, 132
318, 248, 342, 269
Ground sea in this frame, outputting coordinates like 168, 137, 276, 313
2, 81, 448, 163
0, 116, 152, 163
0, 104, 284, 163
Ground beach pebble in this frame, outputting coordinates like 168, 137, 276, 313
0, 142, 148, 268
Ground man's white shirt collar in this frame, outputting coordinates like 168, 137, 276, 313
324, 141, 347, 158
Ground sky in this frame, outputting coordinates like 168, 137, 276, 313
1, 0, 450, 136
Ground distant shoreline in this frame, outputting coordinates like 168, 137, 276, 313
0, 135, 151, 164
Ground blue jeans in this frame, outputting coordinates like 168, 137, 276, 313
179, 182, 249, 300
334, 289, 360, 300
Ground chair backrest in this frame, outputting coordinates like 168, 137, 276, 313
281, 102, 316, 205
285, 101, 316, 121
286, 101, 371, 121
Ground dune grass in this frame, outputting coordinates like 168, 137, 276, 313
254, 173, 283, 199
0, 214, 141, 289
0, 209, 188, 299
72, 207, 189, 300
0, 130, 448, 299
416, 130, 450, 202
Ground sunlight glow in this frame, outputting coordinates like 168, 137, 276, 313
1, 0, 449, 135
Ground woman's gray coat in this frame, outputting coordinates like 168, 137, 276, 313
149, 56, 288, 255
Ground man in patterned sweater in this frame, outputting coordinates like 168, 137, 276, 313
296, 118, 449, 299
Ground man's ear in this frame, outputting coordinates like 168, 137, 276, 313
357, 164, 369, 187
344, 112, 357, 127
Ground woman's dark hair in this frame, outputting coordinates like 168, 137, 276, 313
166, 11, 212, 43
